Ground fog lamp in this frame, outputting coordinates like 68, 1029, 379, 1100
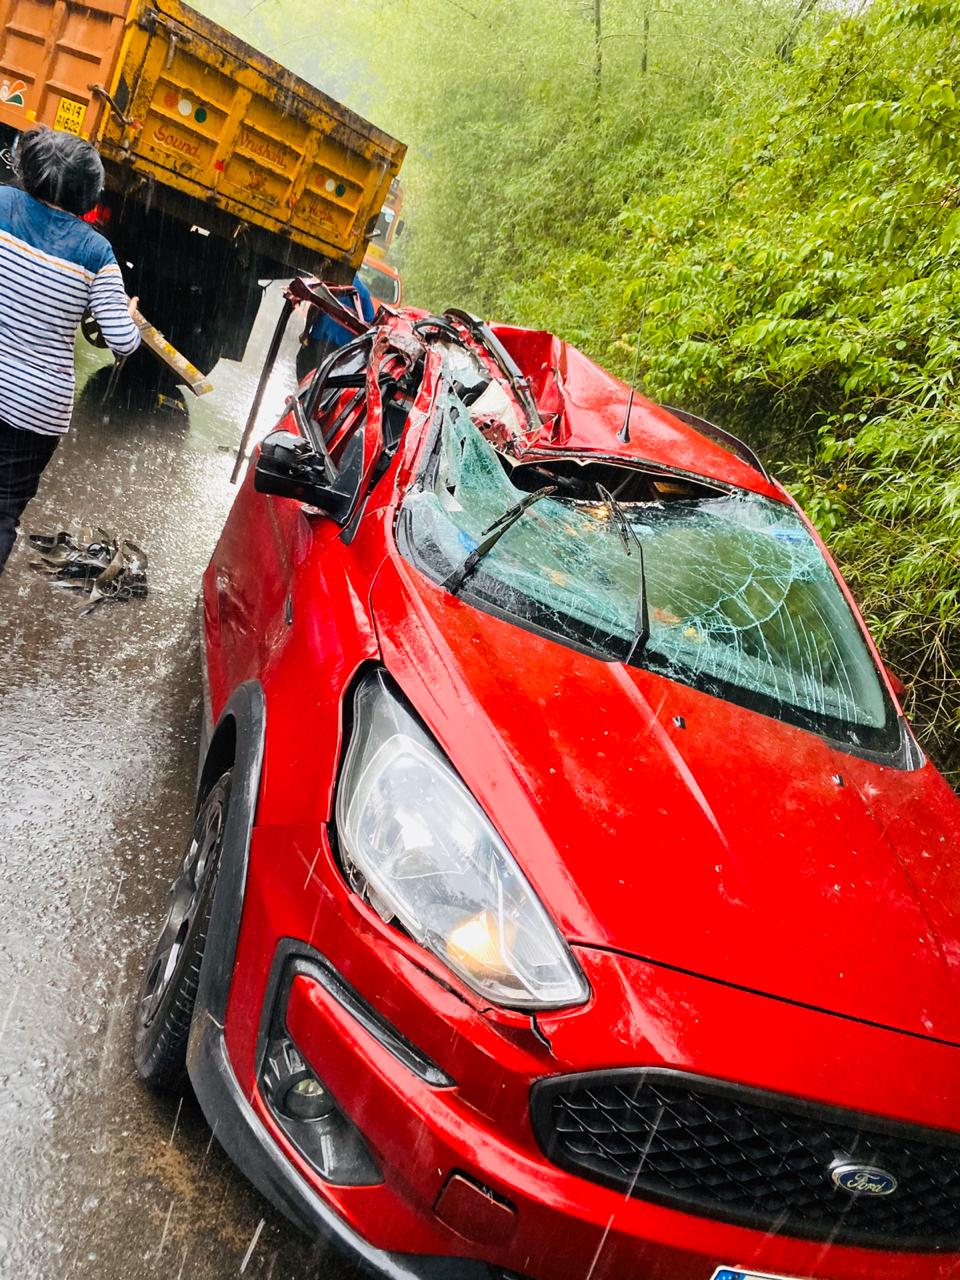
285, 1075, 334, 1121
260, 1033, 380, 1185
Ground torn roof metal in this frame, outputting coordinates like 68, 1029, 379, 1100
488, 323, 783, 499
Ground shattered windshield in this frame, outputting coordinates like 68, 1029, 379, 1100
400, 388, 900, 754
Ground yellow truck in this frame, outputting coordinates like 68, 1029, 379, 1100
0, 0, 405, 374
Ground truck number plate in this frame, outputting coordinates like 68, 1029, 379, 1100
54, 96, 86, 135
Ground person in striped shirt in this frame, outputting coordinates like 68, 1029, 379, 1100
0, 126, 141, 574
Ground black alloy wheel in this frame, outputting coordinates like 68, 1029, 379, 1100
134, 770, 232, 1090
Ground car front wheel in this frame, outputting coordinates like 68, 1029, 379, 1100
134, 770, 232, 1090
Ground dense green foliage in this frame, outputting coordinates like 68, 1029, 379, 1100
205, 0, 958, 780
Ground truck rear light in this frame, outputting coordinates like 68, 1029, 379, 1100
82, 203, 111, 228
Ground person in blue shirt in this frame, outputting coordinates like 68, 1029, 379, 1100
0, 127, 140, 573
295, 273, 375, 383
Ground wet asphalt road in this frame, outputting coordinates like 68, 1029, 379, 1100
0, 288, 363, 1280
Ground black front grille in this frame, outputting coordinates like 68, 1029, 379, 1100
531, 1069, 960, 1250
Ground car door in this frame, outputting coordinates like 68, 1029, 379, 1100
203, 339, 376, 709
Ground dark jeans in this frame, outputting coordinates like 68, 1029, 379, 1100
0, 417, 59, 574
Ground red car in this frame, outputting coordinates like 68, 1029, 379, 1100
135, 296, 960, 1280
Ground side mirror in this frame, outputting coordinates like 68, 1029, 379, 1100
254, 428, 363, 524
887, 669, 907, 701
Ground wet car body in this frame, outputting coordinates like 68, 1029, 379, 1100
151, 303, 960, 1280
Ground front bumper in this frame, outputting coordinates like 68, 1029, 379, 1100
199, 821, 960, 1280
187, 1005, 495, 1280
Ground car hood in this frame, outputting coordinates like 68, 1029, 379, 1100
371, 556, 960, 1044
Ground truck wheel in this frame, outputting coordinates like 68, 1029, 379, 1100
134, 771, 232, 1090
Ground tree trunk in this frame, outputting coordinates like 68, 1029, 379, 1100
776, 0, 820, 62
593, 0, 602, 101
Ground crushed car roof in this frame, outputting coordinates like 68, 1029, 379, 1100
288, 278, 782, 499
488, 323, 783, 499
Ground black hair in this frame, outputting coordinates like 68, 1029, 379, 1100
13, 126, 104, 217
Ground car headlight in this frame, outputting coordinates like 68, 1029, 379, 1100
335, 669, 589, 1010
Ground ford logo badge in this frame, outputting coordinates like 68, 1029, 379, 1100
831, 1163, 899, 1196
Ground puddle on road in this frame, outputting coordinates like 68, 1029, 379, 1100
0, 285, 359, 1279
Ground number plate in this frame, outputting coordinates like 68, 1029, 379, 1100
53, 96, 86, 135
711, 1270, 812, 1280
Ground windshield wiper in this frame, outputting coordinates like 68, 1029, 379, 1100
596, 482, 642, 554
591, 482, 648, 661
589, 483, 649, 661
625, 543, 650, 663
444, 485, 556, 596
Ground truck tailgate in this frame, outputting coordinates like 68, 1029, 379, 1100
0, 0, 125, 138
98, 0, 404, 269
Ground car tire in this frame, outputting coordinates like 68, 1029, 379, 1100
134, 770, 233, 1090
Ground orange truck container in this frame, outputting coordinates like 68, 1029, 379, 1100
0, 0, 405, 372
358, 253, 402, 308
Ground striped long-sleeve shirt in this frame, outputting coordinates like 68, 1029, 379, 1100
0, 185, 140, 436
